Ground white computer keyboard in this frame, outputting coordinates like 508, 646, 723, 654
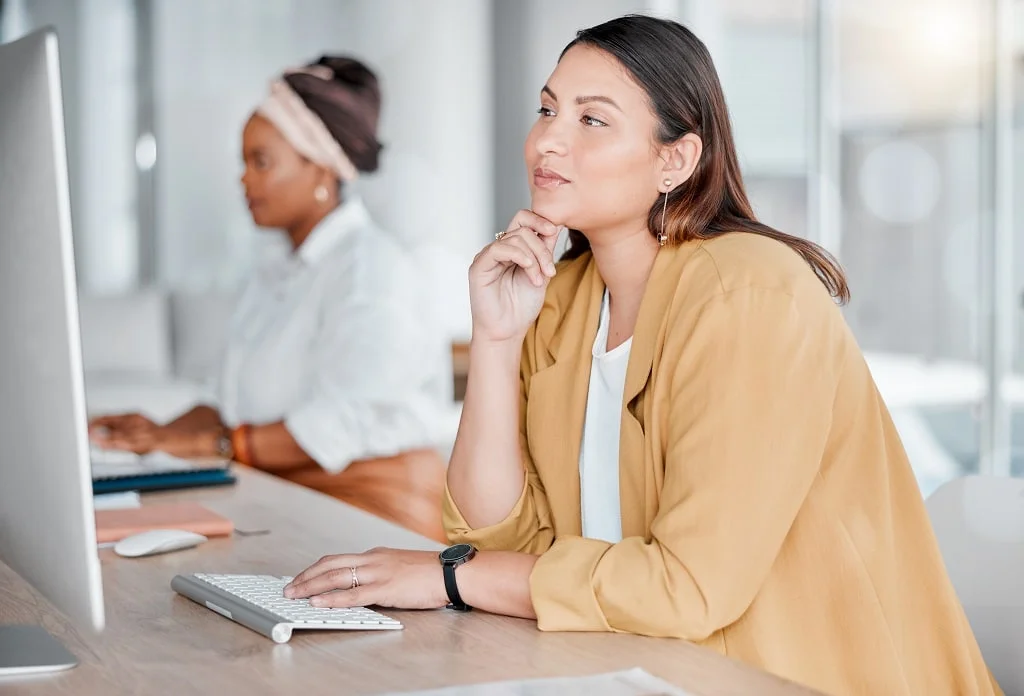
172, 573, 402, 643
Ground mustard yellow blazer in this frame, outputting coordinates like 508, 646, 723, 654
444, 233, 1000, 696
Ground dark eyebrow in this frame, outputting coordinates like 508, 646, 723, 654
541, 85, 621, 112
575, 95, 621, 111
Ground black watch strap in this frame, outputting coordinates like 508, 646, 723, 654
442, 563, 471, 612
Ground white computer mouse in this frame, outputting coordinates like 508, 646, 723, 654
113, 529, 208, 558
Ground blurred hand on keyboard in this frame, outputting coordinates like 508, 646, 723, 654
89, 412, 160, 450
89, 412, 220, 459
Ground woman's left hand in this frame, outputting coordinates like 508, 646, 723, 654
284, 548, 447, 610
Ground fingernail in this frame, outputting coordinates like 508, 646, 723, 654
283, 586, 294, 597
310, 597, 322, 607
545, 263, 556, 275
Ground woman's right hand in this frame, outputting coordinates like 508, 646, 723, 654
88, 413, 159, 448
469, 211, 563, 344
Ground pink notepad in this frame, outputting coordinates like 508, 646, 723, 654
95, 502, 234, 544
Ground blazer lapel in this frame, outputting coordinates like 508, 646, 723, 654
619, 242, 704, 537
622, 244, 700, 406
526, 258, 604, 537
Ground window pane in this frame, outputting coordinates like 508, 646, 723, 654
837, 0, 986, 496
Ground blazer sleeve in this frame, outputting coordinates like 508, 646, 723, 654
529, 286, 843, 639
442, 326, 556, 554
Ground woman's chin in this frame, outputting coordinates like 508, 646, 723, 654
249, 211, 276, 229
528, 198, 574, 228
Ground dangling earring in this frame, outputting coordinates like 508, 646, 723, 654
314, 185, 329, 203
658, 178, 672, 246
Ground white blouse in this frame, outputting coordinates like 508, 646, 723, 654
579, 289, 630, 544
216, 197, 450, 473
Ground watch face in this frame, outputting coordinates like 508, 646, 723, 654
440, 543, 473, 564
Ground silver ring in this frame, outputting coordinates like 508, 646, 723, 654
349, 566, 359, 589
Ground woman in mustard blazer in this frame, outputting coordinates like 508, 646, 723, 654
285, 15, 1001, 696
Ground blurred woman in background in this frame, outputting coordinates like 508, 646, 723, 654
90, 56, 451, 542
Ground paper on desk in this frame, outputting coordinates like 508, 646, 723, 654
381, 668, 694, 696
93, 490, 141, 511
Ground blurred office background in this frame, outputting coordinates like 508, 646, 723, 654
1, 0, 1022, 495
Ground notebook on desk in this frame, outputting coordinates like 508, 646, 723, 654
95, 501, 234, 543
91, 447, 236, 495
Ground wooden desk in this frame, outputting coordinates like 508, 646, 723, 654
0, 467, 819, 696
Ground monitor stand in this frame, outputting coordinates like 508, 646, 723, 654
0, 625, 77, 676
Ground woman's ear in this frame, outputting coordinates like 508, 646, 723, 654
659, 133, 703, 189
316, 166, 338, 190
315, 167, 341, 202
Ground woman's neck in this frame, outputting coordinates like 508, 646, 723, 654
587, 223, 660, 305
585, 221, 661, 348
287, 199, 341, 251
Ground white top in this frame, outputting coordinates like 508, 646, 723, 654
579, 289, 630, 544
217, 196, 450, 473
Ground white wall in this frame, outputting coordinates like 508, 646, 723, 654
77, 0, 137, 293
5, 0, 138, 294
720, 27, 809, 178
7, 0, 85, 275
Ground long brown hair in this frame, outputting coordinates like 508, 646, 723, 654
560, 15, 849, 304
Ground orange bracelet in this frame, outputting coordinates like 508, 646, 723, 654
245, 424, 257, 467
230, 424, 251, 465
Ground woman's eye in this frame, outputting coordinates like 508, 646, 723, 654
537, 107, 555, 118
582, 115, 608, 127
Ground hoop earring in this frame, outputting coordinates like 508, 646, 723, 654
658, 178, 672, 246
314, 185, 329, 203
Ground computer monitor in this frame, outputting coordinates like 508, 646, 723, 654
0, 27, 104, 675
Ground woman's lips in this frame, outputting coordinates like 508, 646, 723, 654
533, 168, 570, 189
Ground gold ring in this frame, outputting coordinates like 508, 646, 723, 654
495, 230, 508, 241
349, 566, 359, 589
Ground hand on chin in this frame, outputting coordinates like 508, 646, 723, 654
528, 199, 572, 230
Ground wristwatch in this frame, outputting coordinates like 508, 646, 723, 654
214, 428, 234, 460
439, 543, 477, 611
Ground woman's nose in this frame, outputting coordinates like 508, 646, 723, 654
533, 120, 570, 158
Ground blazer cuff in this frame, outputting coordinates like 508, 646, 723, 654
442, 480, 530, 550
530, 536, 614, 632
